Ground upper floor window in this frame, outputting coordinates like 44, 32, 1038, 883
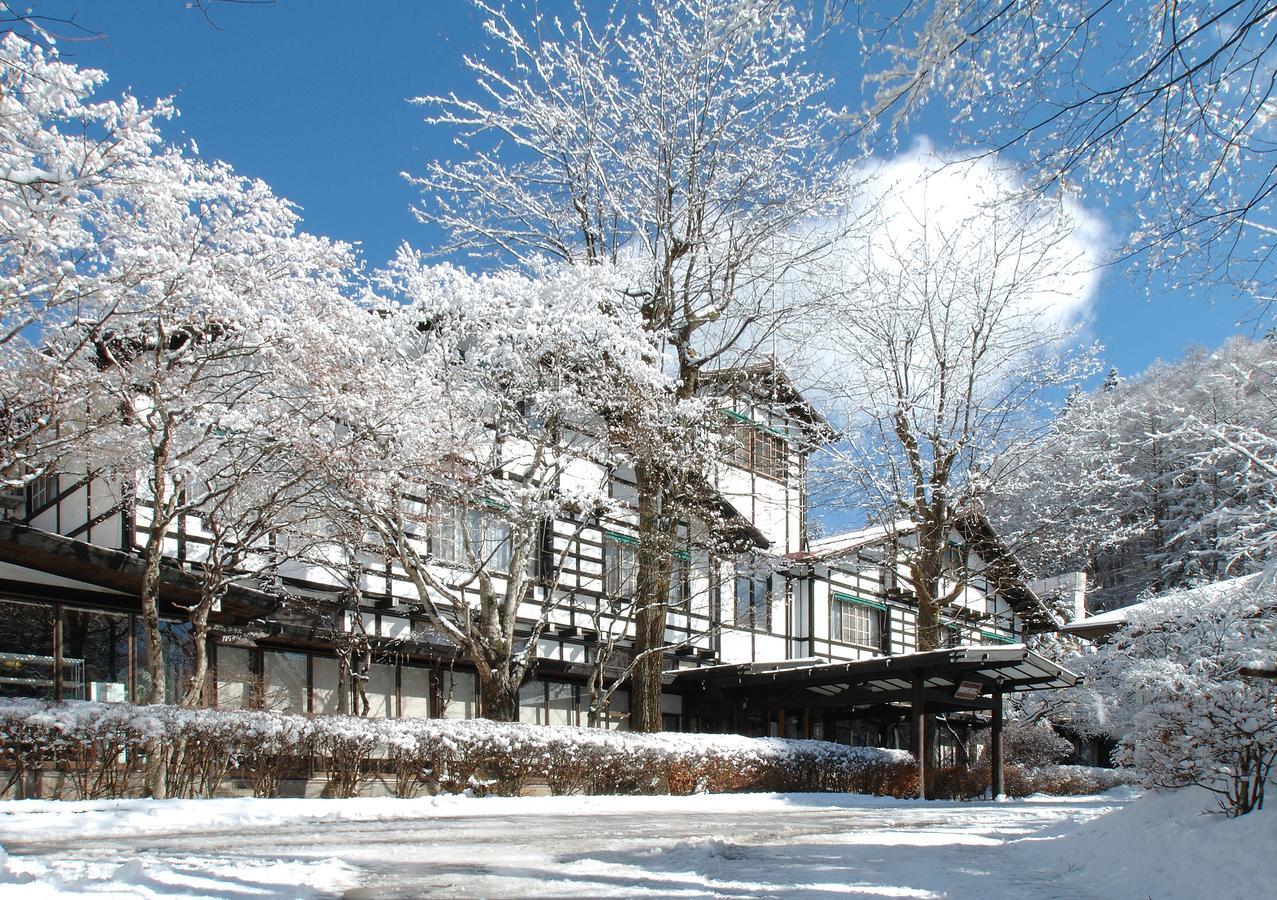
603, 532, 638, 598
26, 472, 57, 516
430, 503, 512, 572
832, 593, 884, 649
668, 550, 690, 612
734, 572, 770, 629
722, 413, 789, 482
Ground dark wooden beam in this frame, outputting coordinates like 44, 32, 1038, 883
991, 687, 1005, 799
911, 675, 926, 800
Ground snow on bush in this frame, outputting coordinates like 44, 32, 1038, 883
1064, 571, 1277, 816
0, 700, 911, 801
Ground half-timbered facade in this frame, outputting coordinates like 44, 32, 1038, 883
0, 362, 1057, 745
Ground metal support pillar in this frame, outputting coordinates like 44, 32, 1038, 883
910, 675, 926, 799
991, 687, 1005, 799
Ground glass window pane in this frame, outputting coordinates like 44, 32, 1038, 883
0, 599, 54, 699
363, 662, 396, 718
518, 680, 545, 725
216, 645, 255, 709
441, 670, 477, 719
262, 650, 307, 714
61, 608, 130, 702
134, 619, 196, 705
312, 655, 343, 715
546, 681, 576, 726
401, 665, 431, 718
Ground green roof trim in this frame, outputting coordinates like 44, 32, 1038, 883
981, 630, 1017, 644
723, 408, 790, 440
672, 549, 691, 562
832, 591, 887, 612
603, 530, 638, 546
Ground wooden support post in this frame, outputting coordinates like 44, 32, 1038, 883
991, 687, 1005, 799
910, 675, 926, 800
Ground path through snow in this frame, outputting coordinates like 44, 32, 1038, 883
0, 789, 1227, 898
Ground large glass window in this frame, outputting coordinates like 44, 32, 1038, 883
668, 551, 690, 611
312, 655, 343, 715
363, 662, 396, 718
720, 414, 788, 482
0, 599, 55, 699
832, 595, 883, 648
430, 502, 463, 565
431, 503, 513, 572
262, 649, 308, 714
518, 679, 546, 725
441, 669, 477, 719
26, 472, 57, 516
61, 607, 130, 702
401, 665, 432, 718
134, 619, 195, 705
215, 645, 255, 709
546, 681, 577, 726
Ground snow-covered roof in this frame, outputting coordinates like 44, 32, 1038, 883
800, 520, 915, 561
1059, 572, 1269, 641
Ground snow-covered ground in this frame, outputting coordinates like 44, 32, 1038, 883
0, 787, 1270, 898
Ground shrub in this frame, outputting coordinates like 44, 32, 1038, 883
0, 699, 911, 800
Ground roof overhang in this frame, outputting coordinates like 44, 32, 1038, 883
668, 646, 1080, 714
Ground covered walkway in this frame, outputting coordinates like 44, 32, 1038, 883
670, 646, 1081, 798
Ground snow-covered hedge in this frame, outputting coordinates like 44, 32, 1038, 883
0, 700, 912, 800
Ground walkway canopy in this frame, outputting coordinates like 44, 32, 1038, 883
669, 646, 1081, 799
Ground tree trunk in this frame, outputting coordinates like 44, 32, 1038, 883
180, 600, 212, 708
479, 668, 519, 722
139, 450, 171, 799
630, 458, 674, 733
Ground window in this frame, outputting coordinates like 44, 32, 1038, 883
60, 607, 130, 702
603, 532, 638, 597
262, 650, 308, 714
940, 623, 963, 648
943, 541, 968, 572
430, 503, 462, 564
832, 594, 883, 649
312, 655, 343, 714
216, 646, 256, 709
441, 669, 477, 719
753, 431, 788, 481
0, 599, 54, 699
668, 550, 690, 611
734, 572, 770, 629
720, 412, 789, 482
430, 503, 512, 572
363, 662, 396, 718
401, 666, 432, 718
26, 472, 57, 516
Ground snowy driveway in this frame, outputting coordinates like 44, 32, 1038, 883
0, 791, 1134, 898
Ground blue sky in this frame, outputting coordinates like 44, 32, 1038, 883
39, 0, 1260, 379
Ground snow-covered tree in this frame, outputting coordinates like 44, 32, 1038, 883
412, 0, 845, 730
319, 255, 669, 722
808, 166, 1095, 649
1062, 573, 1277, 816
989, 335, 1277, 607
854, 0, 1277, 319
0, 33, 173, 480
33, 146, 359, 728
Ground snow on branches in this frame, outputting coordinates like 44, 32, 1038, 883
1064, 572, 1277, 816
